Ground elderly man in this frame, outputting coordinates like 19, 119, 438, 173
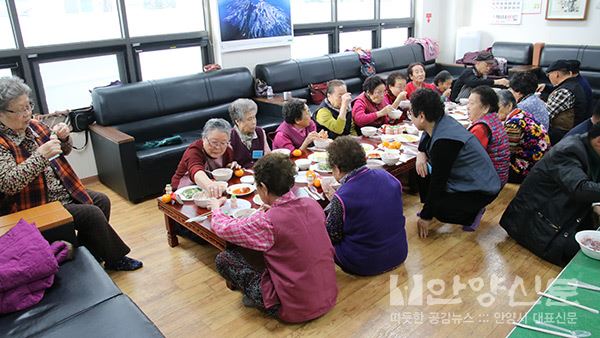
545, 59, 589, 144
500, 123, 600, 266
449, 51, 510, 102
0, 76, 142, 271
313, 79, 356, 138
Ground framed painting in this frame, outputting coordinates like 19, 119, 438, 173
546, 0, 588, 20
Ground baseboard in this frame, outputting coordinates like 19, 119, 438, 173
81, 175, 99, 185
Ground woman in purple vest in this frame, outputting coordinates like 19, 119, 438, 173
272, 98, 323, 152
209, 153, 338, 323
324, 136, 408, 276
467, 86, 511, 186
228, 99, 270, 169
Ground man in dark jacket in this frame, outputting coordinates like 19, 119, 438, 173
449, 51, 510, 102
500, 123, 600, 266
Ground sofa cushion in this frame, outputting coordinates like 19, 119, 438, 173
580, 46, 600, 72
35, 295, 163, 338
492, 42, 533, 65
539, 44, 584, 68
255, 60, 303, 93
330, 52, 362, 79
390, 45, 420, 69
0, 247, 121, 338
297, 57, 335, 86
136, 130, 202, 170
92, 81, 160, 126
372, 48, 395, 73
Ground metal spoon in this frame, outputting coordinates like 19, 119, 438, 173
535, 320, 591, 338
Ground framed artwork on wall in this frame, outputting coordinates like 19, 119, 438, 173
545, 0, 588, 20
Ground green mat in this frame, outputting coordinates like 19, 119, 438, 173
508, 251, 600, 337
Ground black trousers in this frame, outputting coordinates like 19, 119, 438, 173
418, 176, 498, 226
63, 190, 130, 263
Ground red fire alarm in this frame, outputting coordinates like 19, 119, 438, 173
426, 12, 432, 23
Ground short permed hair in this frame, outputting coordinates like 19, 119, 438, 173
433, 70, 453, 86
471, 86, 499, 113
282, 98, 307, 124
327, 136, 366, 173
509, 72, 538, 96
409, 88, 444, 122
362, 75, 385, 94
326, 79, 346, 95
228, 98, 257, 123
253, 153, 296, 196
386, 71, 407, 88
497, 89, 516, 109
407, 62, 425, 80
0, 76, 31, 112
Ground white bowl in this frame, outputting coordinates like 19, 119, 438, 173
295, 158, 311, 170
380, 134, 398, 143
388, 109, 403, 120
212, 168, 233, 182
192, 191, 211, 208
313, 138, 332, 149
459, 98, 469, 106
361, 126, 378, 137
272, 148, 291, 156
233, 208, 256, 219
399, 100, 411, 109
366, 159, 385, 170
575, 230, 600, 260
240, 175, 255, 184
381, 153, 400, 165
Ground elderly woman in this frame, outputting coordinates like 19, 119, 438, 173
324, 136, 407, 276
171, 118, 239, 197
384, 71, 407, 107
497, 90, 550, 184
0, 76, 141, 271
272, 98, 324, 151
509, 72, 549, 130
210, 153, 337, 323
467, 86, 511, 186
352, 76, 395, 128
405, 62, 437, 99
413, 89, 501, 237
314, 79, 358, 139
433, 70, 453, 102
228, 99, 270, 168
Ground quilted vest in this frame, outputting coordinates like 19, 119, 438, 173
471, 113, 510, 186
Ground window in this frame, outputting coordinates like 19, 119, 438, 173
15, 0, 121, 46
381, 27, 409, 48
39, 54, 121, 111
337, 0, 374, 21
138, 46, 203, 81
0, 1, 15, 49
124, 0, 205, 37
0, 67, 12, 77
339, 30, 372, 52
291, 0, 331, 24
291, 34, 329, 59
380, 0, 411, 19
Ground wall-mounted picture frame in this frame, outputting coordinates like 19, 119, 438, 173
545, 0, 588, 20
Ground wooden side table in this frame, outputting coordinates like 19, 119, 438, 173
0, 201, 74, 236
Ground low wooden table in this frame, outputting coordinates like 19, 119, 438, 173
159, 136, 417, 251
0, 201, 73, 236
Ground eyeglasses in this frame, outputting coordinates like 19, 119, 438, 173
206, 138, 230, 148
4, 102, 34, 115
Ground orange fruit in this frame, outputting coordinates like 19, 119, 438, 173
292, 149, 302, 157
234, 168, 244, 177
313, 178, 321, 188
161, 193, 172, 203
306, 170, 316, 179
390, 141, 401, 149
382, 141, 390, 148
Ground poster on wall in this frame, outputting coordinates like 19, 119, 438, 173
546, 0, 588, 20
218, 0, 293, 53
522, 0, 543, 13
490, 0, 523, 24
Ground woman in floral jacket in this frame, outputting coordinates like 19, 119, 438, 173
497, 90, 550, 183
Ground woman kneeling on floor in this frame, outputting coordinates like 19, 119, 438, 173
209, 153, 337, 323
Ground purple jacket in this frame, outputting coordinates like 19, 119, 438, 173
0, 219, 70, 314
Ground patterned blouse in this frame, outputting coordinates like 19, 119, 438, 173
503, 108, 550, 181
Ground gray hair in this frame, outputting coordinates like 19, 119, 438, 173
228, 98, 257, 123
202, 118, 232, 138
0, 76, 32, 112
497, 89, 516, 109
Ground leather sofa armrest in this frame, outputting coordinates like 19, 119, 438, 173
89, 124, 134, 144
532, 42, 545, 67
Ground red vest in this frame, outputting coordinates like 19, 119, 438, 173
262, 197, 337, 323
470, 113, 510, 185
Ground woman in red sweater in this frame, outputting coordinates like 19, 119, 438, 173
405, 62, 437, 99
352, 76, 395, 128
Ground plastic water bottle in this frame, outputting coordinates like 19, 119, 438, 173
266, 86, 274, 98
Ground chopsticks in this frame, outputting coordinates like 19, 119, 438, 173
513, 322, 577, 338
186, 211, 212, 223
538, 292, 599, 314
568, 280, 600, 292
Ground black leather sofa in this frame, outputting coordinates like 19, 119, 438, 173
0, 247, 163, 338
491, 41, 534, 68
90, 68, 261, 202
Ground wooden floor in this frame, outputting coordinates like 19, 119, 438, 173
90, 181, 562, 338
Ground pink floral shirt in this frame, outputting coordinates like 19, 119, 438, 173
211, 191, 298, 251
